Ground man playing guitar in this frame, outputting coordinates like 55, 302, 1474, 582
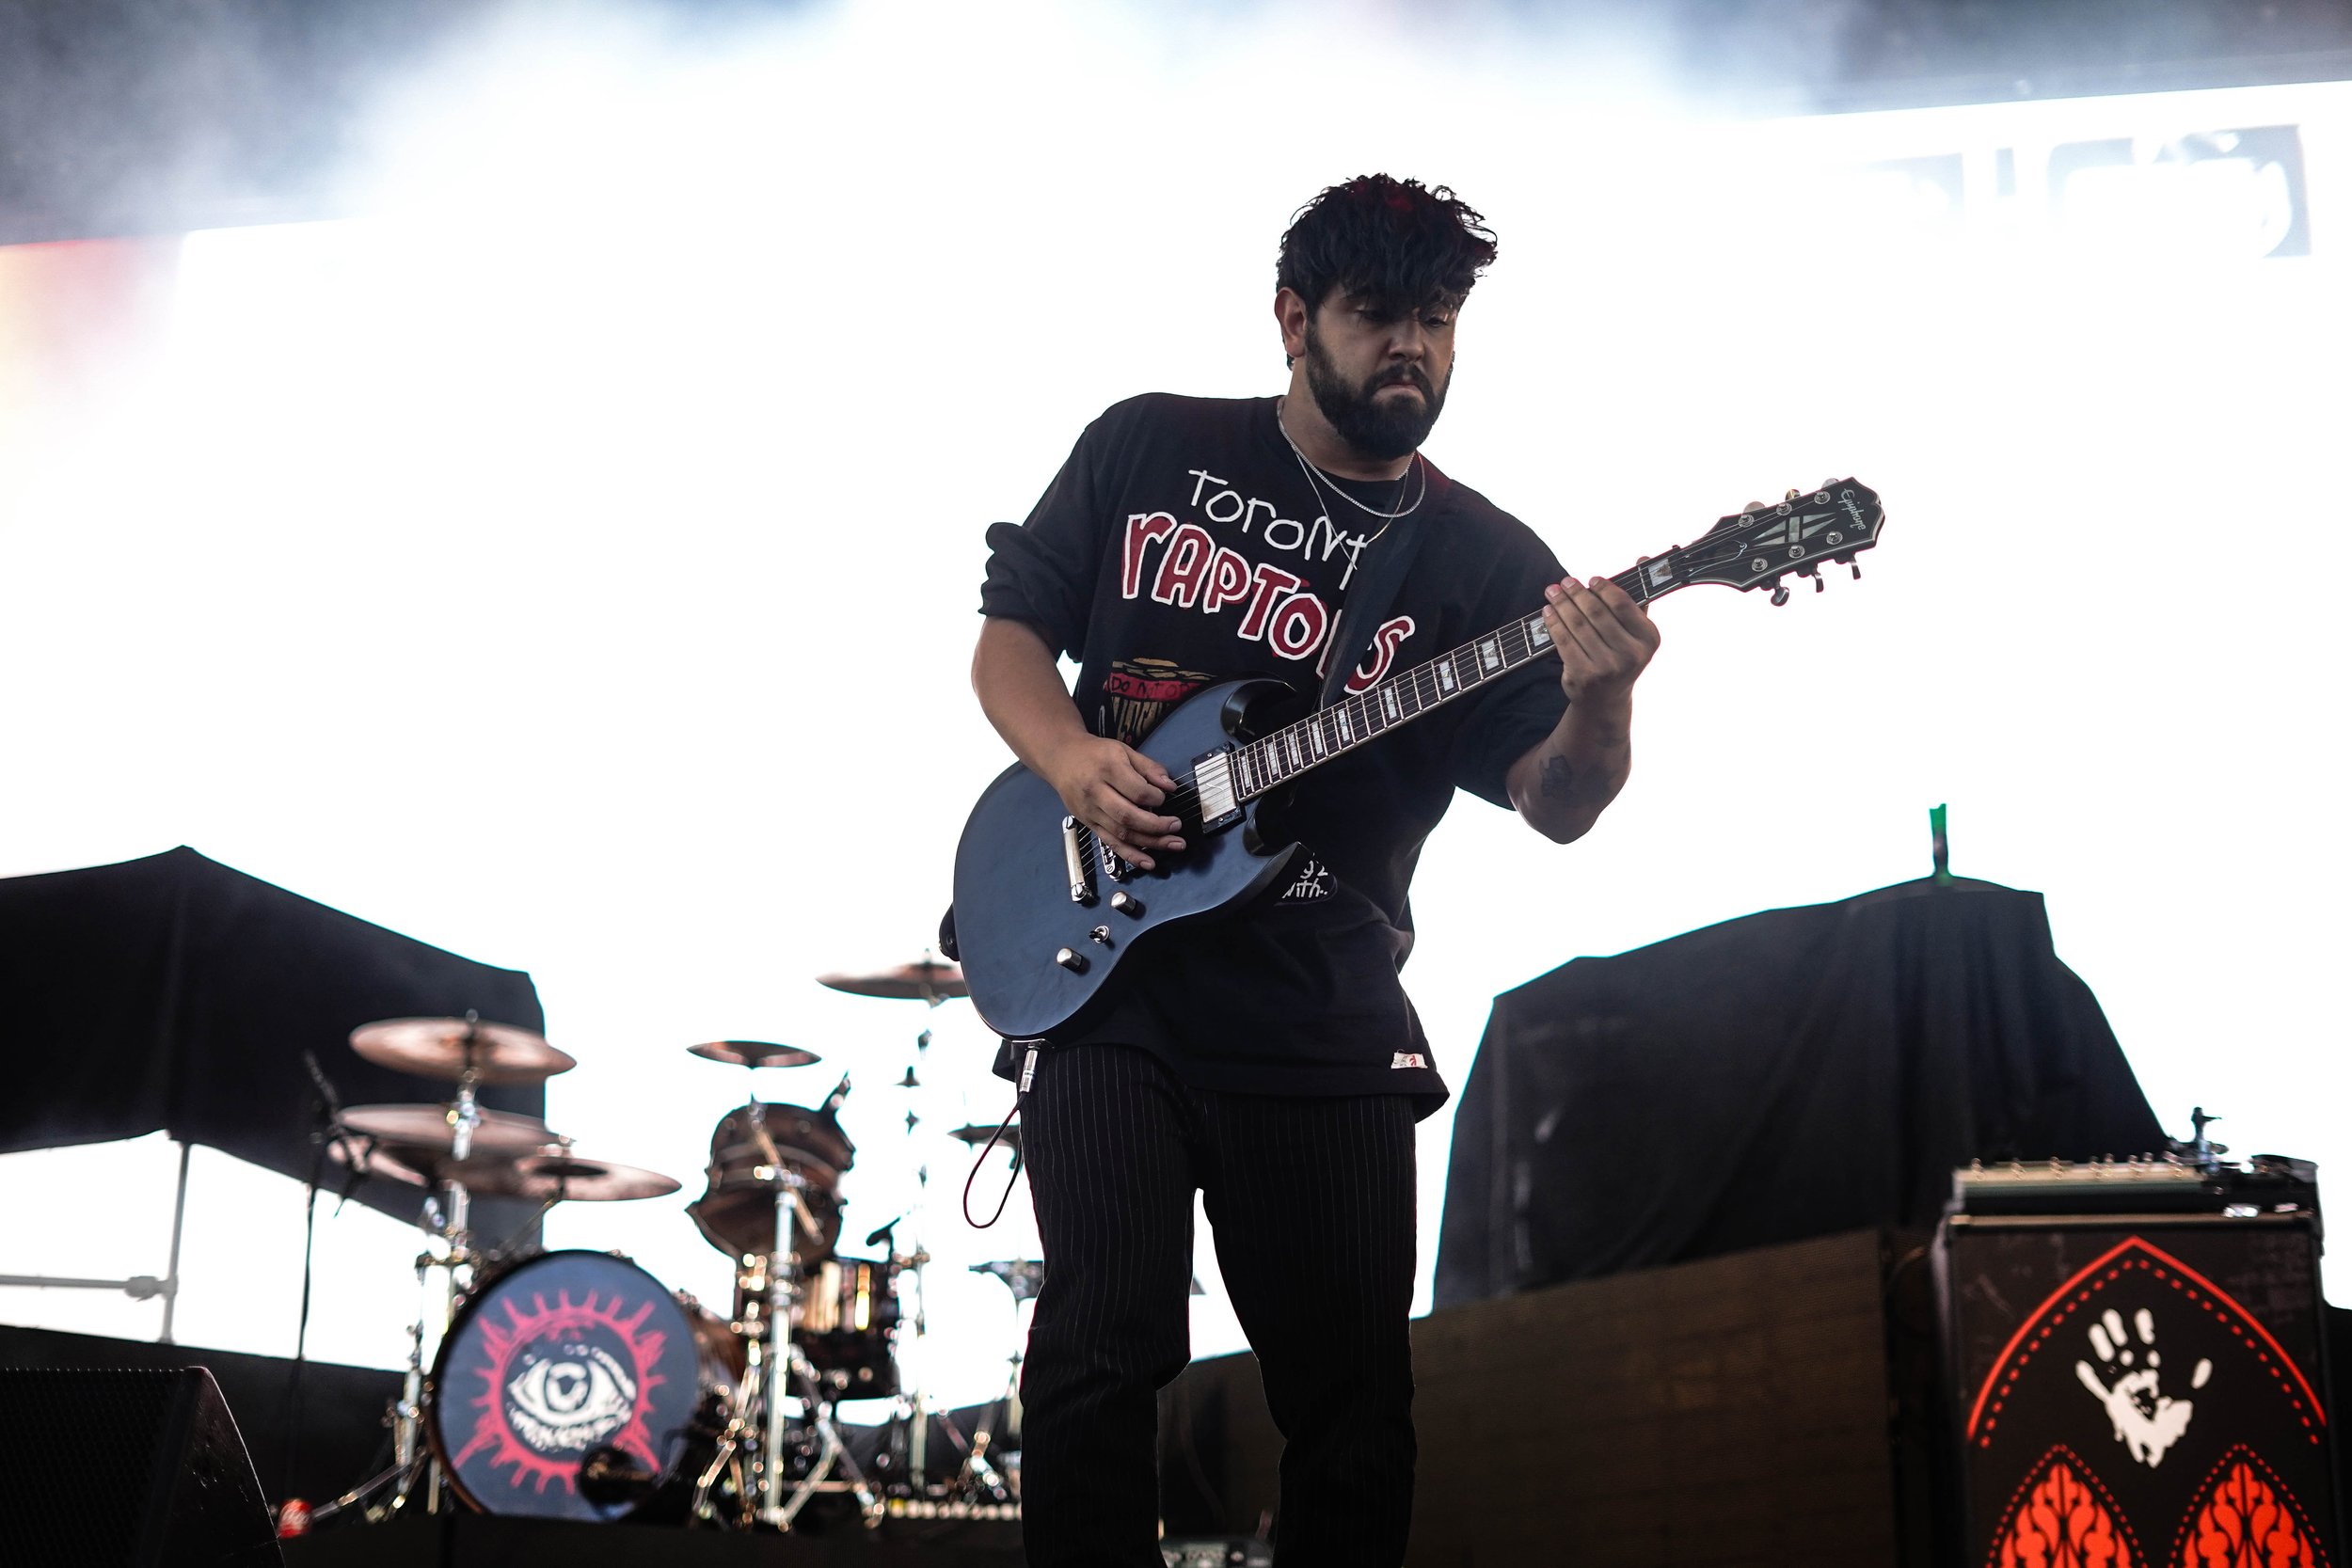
969, 174, 1660, 1567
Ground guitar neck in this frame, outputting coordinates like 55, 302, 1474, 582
1232, 562, 1666, 802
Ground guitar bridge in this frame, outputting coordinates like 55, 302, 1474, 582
1061, 816, 1096, 904
1192, 749, 1242, 832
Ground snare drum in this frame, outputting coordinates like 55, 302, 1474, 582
428, 1250, 735, 1521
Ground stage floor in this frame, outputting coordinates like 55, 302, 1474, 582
283, 1512, 1025, 1567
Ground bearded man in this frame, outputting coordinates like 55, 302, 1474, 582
970, 174, 1660, 1567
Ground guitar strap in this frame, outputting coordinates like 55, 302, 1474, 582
1317, 492, 1431, 710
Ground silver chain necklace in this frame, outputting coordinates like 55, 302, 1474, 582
1277, 398, 1428, 533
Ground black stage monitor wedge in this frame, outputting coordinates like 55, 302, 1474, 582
0, 1365, 283, 1567
1936, 1158, 2341, 1567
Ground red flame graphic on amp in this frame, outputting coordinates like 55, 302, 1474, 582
449, 1288, 670, 1496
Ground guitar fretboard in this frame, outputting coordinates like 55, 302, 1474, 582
1230, 563, 1655, 800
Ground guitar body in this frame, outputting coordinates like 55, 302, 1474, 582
950, 678, 1303, 1041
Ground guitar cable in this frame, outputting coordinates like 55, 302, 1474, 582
961, 1041, 1040, 1228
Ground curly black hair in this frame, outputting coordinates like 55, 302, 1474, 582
1276, 175, 1498, 317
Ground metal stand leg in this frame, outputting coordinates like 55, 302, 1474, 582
158, 1141, 192, 1344
770, 1344, 881, 1529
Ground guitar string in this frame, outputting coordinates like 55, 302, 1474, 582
1087, 528, 1874, 841
1118, 579, 1624, 827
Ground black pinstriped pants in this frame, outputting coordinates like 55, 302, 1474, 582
1017, 1043, 1418, 1568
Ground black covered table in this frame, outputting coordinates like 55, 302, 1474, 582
1434, 877, 2164, 1306
0, 846, 547, 1228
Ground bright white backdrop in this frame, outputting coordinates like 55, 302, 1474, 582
2, 2, 2346, 1408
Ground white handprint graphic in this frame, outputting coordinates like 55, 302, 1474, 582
2074, 1305, 2212, 1467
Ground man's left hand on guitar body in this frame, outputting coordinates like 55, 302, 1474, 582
1511, 571, 1662, 846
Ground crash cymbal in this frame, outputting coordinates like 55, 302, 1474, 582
949, 1121, 1023, 1158
350, 1017, 576, 1085
336, 1102, 557, 1157
817, 957, 967, 1002
687, 1039, 821, 1069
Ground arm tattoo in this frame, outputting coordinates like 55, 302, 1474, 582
1539, 755, 1575, 801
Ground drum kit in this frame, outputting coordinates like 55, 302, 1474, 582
313, 959, 1041, 1533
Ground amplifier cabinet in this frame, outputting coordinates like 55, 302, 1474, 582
1936, 1214, 2341, 1567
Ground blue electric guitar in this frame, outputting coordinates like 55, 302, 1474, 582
948, 480, 1887, 1041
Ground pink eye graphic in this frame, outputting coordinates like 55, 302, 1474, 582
505, 1343, 638, 1447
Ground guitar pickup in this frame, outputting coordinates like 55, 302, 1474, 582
1061, 816, 1096, 904
1192, 749, 1242, 832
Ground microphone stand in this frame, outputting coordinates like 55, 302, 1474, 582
283, 1049, 361, 1500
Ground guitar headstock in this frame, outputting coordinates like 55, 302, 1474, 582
1630, 479, 1886, 607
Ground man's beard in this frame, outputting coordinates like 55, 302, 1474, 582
1301, 321, 1448, 462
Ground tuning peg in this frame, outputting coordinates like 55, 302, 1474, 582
1784, 487, 1800, 501
1832, 549, 1862, 581
1814, 574, 1826, 593
1770, 583, 1790, 607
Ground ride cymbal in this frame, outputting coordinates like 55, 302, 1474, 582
817, 958, 967, 1002
686, 1039, 821, 1069
350, 1017, 576, 1085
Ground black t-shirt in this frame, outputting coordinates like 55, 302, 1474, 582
978, 393, 1567, 1111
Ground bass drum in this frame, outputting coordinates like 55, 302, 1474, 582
428, 1250, 736, 1522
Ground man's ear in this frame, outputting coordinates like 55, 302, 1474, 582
1274, 286, 1311, 363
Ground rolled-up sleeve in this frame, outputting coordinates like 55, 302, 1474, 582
977, 410, 1122, 664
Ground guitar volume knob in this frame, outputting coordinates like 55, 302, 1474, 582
1055, 948, 1089, 973
1110, 892, 1144, 916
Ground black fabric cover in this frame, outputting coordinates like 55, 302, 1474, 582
1433, 877, 2165, 1307
0, 847, 547, 1227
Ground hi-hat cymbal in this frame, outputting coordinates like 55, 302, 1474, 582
817, 958, 968, 1002
350, 1018, 576, 1085
949, 1121, 1023, 1159
336, 1102, 557, 1157
687, 1040, 821, 1069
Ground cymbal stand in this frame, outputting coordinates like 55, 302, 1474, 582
381, 1026, 488, 1518
953, 1260, 1041, 1504
871, 1013, 942, 1493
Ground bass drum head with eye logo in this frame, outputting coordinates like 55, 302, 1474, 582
427, 1250, 708, 1521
